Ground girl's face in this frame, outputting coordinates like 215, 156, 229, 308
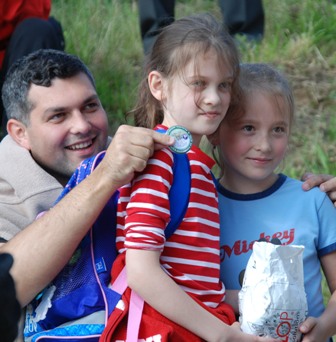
160, 50, 233, 146
217, 91, 290, 194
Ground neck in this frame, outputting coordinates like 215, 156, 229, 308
36, 161, 69, 187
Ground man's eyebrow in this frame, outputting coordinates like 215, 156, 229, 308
43, 94, 100, 116
82, 94, 100, 105
43, 106, 68, 116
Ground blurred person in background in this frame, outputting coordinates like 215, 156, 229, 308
0, 0, 65, 137
138, 0, 264, 54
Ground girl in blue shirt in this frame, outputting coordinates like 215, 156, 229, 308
209, 63, 336, 342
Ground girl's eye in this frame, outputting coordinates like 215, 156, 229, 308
273, 126, 286, 134
192, 80, 206, 88
219, 81, 232, 91
242, 125, 254, 132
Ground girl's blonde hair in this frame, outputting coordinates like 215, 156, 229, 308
128, 13, 241, 129
226, 63, 294, 126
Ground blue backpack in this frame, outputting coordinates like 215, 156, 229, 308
24, 147, 190, 341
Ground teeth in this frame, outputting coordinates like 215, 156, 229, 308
68, 141, 92, 150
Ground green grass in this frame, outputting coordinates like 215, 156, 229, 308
52, 1, 336, 337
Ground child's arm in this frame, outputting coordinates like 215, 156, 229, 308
299, 251, 336, 341
126, 248, 277, 342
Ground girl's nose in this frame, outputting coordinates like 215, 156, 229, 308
203, 87, 221, 106
255, 134, 271, 152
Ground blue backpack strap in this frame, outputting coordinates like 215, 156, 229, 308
155, 128, 191, 240
65, 152, 119, 315
51, 151, 120, 317
165, 153, 190, 239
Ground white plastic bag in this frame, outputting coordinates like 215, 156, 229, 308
239, 241, 307, 341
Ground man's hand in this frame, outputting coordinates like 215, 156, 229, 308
100, 125, 174, 188
301, 173, 336, 205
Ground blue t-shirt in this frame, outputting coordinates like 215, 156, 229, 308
217, 174, 336, 319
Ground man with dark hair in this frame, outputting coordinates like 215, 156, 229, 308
0, 48, 173, 242
0, 48, 173, 340
0, 49, 108, 241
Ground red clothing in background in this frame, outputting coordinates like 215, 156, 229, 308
0, 0, 50, 67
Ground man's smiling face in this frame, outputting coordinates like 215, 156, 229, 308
21, 72, 108, 184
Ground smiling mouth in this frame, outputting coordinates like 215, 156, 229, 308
204, 112, 220, 118
66, 139, 94, 151
250, 158, 272, 163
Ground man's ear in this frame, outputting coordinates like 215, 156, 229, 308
148, 70, 165, 101
6, 119, 31, 150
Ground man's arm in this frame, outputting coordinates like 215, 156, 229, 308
0, 125, 174, 307
301, 173, 336, 205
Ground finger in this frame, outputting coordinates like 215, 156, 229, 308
301, 172, 314, 181
121, 144, 153, 167
111, 127, 154, 158
299, 316, 317, 334
326, 191, 336, 206
150, 130, 175, 150
301, 174, 334, 191
319, 177, 336, 193
115, 126, 174, 152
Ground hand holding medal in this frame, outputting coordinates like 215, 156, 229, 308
166, 126, 193, 154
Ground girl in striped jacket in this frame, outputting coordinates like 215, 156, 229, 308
102, 13, 276, 342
